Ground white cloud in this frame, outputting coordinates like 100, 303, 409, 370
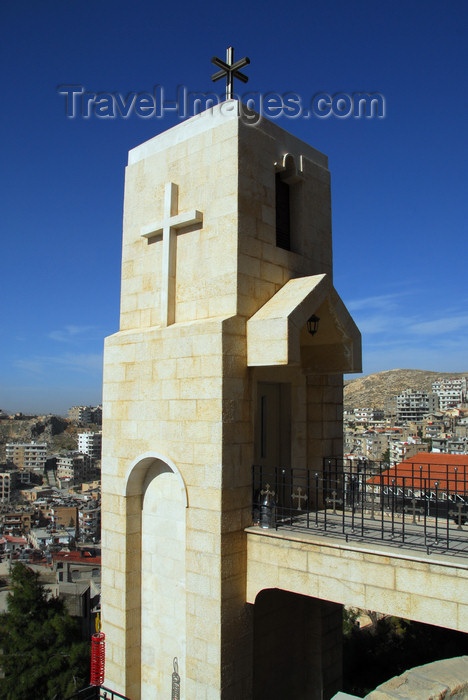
48, 325, 96, 342
347, 293, 405, 313
55, 352, 103, 372
14, 352, 102, 376
410, 315, 468, 336
13, 359, 47, 375
354, 315, 393, 335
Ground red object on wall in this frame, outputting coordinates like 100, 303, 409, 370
90, 632, 105, 686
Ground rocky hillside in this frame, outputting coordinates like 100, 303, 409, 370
0, 415, 90, 459
344, 369, 468, 411
0, 415, 68, 441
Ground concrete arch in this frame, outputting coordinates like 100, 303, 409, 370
124, 451, 188, 506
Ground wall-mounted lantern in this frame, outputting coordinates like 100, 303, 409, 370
307, 314, 320, 336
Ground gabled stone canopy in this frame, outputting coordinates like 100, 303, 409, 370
246, 273, 361, 373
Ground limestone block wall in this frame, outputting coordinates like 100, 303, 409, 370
120, 110, 240, 331
237, 117, 333, 323
102, 319, 226, 699
307, 374, 344, 473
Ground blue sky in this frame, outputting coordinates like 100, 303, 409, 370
1, 0, 467, 415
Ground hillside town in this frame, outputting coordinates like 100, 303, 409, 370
0, 405, 102, 640
345, 376, 468, 464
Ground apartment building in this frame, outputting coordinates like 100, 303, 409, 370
78, 431, 102, 462
68, 406, 92, 424
396, 389, 439, 422
56, 452, 92, 483
68, 405, 102, 425
1, 507, 34, 535
5, 441, 47, 471
91, 406, 102, 425
29, 527, 75, 550
344, 425, 402, 460
353, 407, 385, 422
50, 504, 78, 529
455, 422, 468, 439
0, 473, 10, 502
389, 439, 426, 466
432, 436, 468, 455
362, 431, 390, 460
78, 504, 100, 540
432, 377, 467, 411
53, 550, 101, 583
424, 421, 446, 440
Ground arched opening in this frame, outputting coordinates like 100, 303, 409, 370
275, 153, 304, 253
124, 454, 187, 700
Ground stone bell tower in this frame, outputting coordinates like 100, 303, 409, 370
101, 99, 361, 700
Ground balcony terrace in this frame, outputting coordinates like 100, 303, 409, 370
247, 457, 468, 636
252, 458, 468, 557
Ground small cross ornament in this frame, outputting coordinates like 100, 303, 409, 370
326, 490, 343, 514
260, 484, 275, 503
367, 489, 377, 520
291, 486, 307, 511
449, 502, 466, 530
404, 498, 424, 524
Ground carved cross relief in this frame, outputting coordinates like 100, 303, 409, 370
140, 182, 203, 326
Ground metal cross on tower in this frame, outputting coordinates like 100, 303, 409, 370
211, 46, 250, 100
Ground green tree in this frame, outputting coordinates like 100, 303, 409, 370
0, 562, 90, 699
422, 436, 432, 450
343, 606, 359, 635
380, 448, 390, 464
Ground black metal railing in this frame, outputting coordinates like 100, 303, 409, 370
252, 459, 468, 556
65, 686, 130, 700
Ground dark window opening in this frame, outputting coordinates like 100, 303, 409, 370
261, 395, 267, 459
275, 173, 290, 250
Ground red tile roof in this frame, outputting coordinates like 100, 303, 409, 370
368, 452, 468, 492
52, 551, 101, 565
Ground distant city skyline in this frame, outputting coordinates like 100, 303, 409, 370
2, 1, 467, 415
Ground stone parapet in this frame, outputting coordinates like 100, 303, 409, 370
333, 656, 468, 699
